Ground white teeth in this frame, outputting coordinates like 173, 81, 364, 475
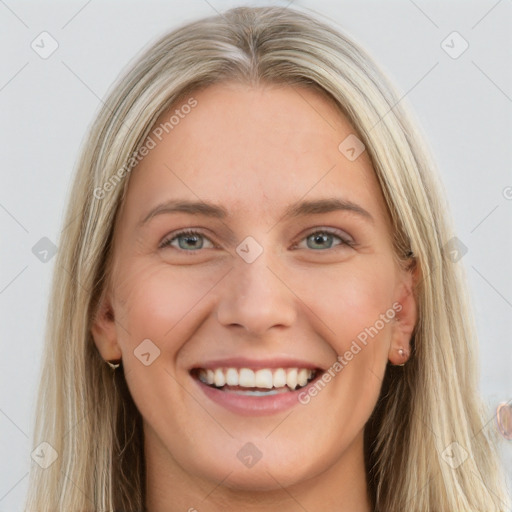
297, 368, 309, 387
273, 368, 287, 388
286, 368, 298, 390
225, 368, 239, 386
197, 367, 317, 391
214, 368, 225, 387
254, 369, 273, 389
239, 368, 255, 387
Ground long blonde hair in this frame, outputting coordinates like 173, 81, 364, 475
24, 6, 510, 511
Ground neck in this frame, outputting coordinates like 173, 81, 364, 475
144, 427, 372, 512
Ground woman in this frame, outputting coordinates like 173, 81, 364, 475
24, 5, 510, 511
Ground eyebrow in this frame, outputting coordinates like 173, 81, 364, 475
139, 197, 375, 226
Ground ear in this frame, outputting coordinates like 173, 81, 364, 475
388, 260, 419, 365
90, 290, 122, 362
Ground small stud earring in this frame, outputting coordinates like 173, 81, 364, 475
396, 348, 407, 366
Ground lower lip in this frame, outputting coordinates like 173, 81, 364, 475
192, 373, 322, 416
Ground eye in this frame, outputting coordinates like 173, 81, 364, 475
159, 229, 215, 252
159, 227, 355, 253
292, 228, 355, 251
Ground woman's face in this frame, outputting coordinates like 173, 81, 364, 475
93, 82, 417, 497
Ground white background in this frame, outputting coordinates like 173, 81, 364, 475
0, 1, 511, 510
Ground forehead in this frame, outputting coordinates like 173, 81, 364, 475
121, 82, 389, 228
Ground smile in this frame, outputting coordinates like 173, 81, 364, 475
190, 364, 325, 415
193, 367, 318, 395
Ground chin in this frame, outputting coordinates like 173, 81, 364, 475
191, 450, 314, 492
218, 465, 304, 492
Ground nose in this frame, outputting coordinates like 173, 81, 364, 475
216, 250, 297, 336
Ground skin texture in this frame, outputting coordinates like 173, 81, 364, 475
92, 82, 418, 512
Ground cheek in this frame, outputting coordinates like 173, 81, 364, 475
111, 261, 230, 408
111, 261, 221, 422
113, 261, 221, 344
305, 262, 396, 350
344, 266, 396, 376
297, 260, 397, 413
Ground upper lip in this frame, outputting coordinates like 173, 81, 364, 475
189, 357, 325, 371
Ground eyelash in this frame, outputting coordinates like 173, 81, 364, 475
159, 228, 355, 253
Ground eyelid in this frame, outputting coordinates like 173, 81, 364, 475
159, 226, 355, 252
291, 226, 355, 250
159, 228, 216, 250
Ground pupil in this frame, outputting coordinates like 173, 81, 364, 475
312, 233, 330, 248
184, 234, 200, 248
